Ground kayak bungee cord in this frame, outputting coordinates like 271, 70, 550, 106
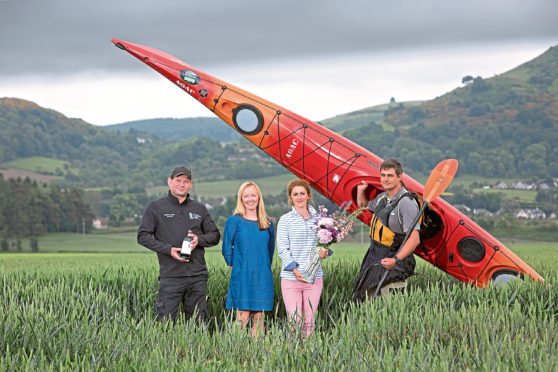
112, 39, 544, 288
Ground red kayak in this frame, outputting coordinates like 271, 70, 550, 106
112, 39, 544, 286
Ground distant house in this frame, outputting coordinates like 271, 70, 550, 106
473, 208, 493, 216
538, 183, 550, 191
93, 217, 109, 229
494, 181, 508, 190
549, 212, 557, 220
514, 208, 546, 219
533, 208, 546, 219
514, 209, 528, 219
227, 152, 263, 161
454, 204, 472, 213
511, 181, 536, 190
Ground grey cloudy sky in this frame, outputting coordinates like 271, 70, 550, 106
0, 0, 557, 124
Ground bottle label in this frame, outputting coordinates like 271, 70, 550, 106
181, 240, 192, 255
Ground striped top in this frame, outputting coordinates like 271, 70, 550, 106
276, 206, 323, 281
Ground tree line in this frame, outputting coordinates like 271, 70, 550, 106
0, 99, 286, 190
0, 175, 94, 252
343, 109, 558, 181
3, 96, 557, 192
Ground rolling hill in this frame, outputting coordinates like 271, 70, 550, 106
0, 98, 285, 188
340, 45, 558, 179
104, 117, 241, 142
1, 44, 557, 188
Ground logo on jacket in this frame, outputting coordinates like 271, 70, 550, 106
189, 212, 201, 220
164, 213, 175, 218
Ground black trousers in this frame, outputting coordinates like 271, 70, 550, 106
156, 274, 209, 322
353, 241, 415, 301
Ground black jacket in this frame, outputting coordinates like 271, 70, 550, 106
137, 192, 221, 278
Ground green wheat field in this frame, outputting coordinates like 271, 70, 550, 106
1, 237, 557, 371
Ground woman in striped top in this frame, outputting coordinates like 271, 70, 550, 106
277, 179, 330, 337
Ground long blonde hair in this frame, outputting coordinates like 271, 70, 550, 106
234, 181, 271, 230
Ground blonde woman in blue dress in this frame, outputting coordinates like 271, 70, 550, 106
222, 181, 275, 336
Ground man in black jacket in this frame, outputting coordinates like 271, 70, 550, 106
138, 166, 221, 322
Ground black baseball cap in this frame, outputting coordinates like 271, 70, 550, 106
169, 166, 192, 179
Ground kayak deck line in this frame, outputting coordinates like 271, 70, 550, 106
111, 38, 544, 287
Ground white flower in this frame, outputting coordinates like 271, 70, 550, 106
318, 217, 334, 228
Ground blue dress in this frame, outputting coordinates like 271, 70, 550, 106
222, 215, 275, 311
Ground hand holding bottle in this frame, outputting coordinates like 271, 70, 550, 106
180, 230, 194, 263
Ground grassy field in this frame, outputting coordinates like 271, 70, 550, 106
35, 231, 143, 253
5, 156, 72, 175
1, 234, 557, 370
13, 230, 555, 255
471, 187, 537, 203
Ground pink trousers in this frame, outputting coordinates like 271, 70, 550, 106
281, 278, 323, 336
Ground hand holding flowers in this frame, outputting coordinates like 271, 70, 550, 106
313, 201, 364, 250
300, 202, 364, 283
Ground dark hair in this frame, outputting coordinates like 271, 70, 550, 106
380, 158, 403, 176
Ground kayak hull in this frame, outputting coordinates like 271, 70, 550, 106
112, 39, 544, 286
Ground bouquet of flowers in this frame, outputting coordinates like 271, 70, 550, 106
301, 202, 365, 283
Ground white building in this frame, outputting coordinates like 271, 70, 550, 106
513, 208, 546, 219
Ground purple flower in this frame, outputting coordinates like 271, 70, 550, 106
313, 202, 365, 248
317, 229, 333, 244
